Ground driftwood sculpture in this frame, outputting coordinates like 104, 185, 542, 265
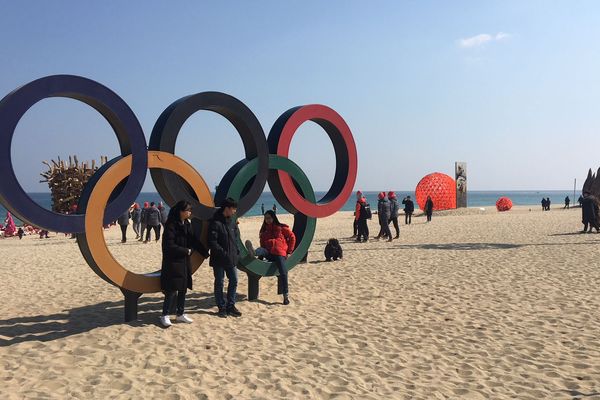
582, 168, 600, 197
40, 155, 108, 214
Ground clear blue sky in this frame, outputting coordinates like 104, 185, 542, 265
1, 1, 599, 192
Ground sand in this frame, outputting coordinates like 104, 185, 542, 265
0, 205, 599, 399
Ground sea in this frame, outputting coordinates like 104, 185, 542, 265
0, 190, 578, 225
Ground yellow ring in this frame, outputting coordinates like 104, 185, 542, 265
85, 150, 214, 293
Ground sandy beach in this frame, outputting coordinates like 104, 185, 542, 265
1, 205, 599, 399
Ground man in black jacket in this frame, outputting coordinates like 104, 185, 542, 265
402, 196, 415, 225
208, 198, 242, 318
145, 202, 162, 243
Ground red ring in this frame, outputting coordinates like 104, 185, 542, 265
275, 105, 358, 218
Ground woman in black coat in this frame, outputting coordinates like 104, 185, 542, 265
159, 200, 208, 327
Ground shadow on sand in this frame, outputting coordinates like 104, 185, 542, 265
0, 291, 242, 346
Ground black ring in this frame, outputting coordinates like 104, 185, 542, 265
149, 92, 268, 218
0, 75, 147, 233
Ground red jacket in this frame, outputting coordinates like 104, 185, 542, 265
260, 223, 296, 256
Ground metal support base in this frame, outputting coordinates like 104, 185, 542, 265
248, 273, 261, 301
120, 288, 142, 322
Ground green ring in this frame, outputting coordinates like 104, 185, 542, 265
227, 155, 317, 276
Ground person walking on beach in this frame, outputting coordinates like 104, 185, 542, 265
245, 210, 296, 305
564, 196, 570, 209
541, 198, 547, 211
208, 198, 242, 318
138, 202, 149, 241
355, 194, 370, 242
17, 227, 24, 240
581, 194, 600, 233
117, 208, 130, 243
425, 196, 434, 222
546, 197, 551, 211
352, 191, 363, 238
272, 204, 277, 214
159, 200, 208, 327
402, 196, 414, 225
131, 203, 141, 239
375, 192, 392, 241
578, 195, 584, 207
158, 202, 168, 231
145, 202, 161, 243
387, 191, 400, 239
261, 203, 265, 215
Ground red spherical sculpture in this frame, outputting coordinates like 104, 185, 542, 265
415, 173, 456, 211
496, 197, 513, 212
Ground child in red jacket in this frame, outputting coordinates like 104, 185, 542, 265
245, 210, 296, 305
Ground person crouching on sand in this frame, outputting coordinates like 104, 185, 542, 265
159, 200, 208, 328
245, 210, 296, 305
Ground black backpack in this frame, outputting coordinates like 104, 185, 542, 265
360, 202, 372, 220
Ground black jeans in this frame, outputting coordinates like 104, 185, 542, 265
357, 219, 369, 241
267, 254, 288, 295
353, 219, 358, 236
120, 224, 127, 242
377, 218, 392, 238
388, 217, 399, 237
405, 212, 412, 225
139, 223, 147, 240
146, 225, 161, 241
162, 289, 187, 316
213, 266, 238, 309
426, 213, 432, 222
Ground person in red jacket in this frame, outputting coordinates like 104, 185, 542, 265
245, 210, 296, 305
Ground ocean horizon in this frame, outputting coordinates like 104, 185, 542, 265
0, 190, 580, 225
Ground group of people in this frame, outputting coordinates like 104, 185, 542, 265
352, 191, 421, 242
117, 201, 168, 243
158, 198, 296, 328
541, 197, 552, 211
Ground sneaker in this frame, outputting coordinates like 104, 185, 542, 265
217, 308, 228, 318
159, 315, 172, 327
227, 305, 242, 317
283, 295, 290, 305
245, 240, 255, 258
175, 314, 193, 323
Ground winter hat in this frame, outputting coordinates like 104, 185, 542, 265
388, 191, 396, 199
144, 202, 149, 208
378, 192, 385, 200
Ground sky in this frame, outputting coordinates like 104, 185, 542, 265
1, 1, 599, 193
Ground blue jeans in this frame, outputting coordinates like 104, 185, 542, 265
256, 248, 288, 295
213, 266, 238, 309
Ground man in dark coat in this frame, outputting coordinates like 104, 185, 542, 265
425, 196, 434, 222
145, 202, 162, 243
402, 196, 415, 225
117, 209, 130, 243
581, 194, 600, 233
160, 201, 208, 327
131, 204, 142, 239
387, 191, 400, 239
208, 198, 241, 318
564, 196, 570, 209
375, 192, 393, 241
138, 202, 149, 242
158, 202, 169, 229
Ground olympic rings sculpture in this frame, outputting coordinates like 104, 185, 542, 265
0, 75, 358, 297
